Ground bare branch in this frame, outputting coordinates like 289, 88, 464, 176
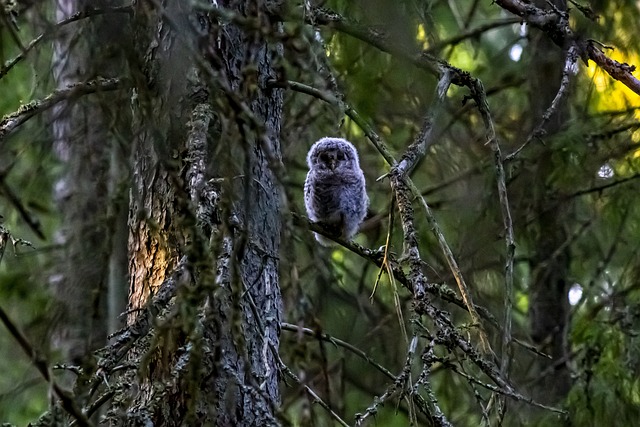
0, 78, 122, 147
292, 212, 500, 326
506, 45, 579, 160
0, 305, 93, 426
0, 6, 132, 79
425, 18, 521, 55
0, 170, 45, 239
281, 322, 396, 381
586, 43, 640, 95
467, 74, 517, 421
493, 0, 640, 96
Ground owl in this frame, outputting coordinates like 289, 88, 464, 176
304, 137, 369, 246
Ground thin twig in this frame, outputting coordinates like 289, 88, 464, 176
0, 78, 122, 147
444, 355, 565, 414
566, 172, 640, 199
0, 6, 133, 79
269, 79, 397, 166
355, 336, 429, 426
505, 45, 578, 161
425, 18, 521, 54
277, 357, 351, 427
415, 336, 454, 427
410, 182, 491, 351
468, 76, 516, 422
0, 229, 90, 425
0, 174, 46, 239
0, 306, 94, 427
281, 322, 395, 380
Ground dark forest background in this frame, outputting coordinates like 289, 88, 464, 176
1, 0, 640, 426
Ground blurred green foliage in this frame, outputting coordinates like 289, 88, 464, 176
1, 12, 59, 424
278, 0, 640, 425
2, 0, 640, 425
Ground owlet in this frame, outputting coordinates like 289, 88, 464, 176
304, 137, 369, 246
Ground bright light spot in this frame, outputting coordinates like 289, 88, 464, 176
568, 283, 583, 306
509, 44, 523, 62
519, 23, 527, 37
416, 24, 428, 49
597, 163, 614, 179
567, 61, 579, 76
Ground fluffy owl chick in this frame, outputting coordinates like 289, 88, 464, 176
304, 137, 369, 246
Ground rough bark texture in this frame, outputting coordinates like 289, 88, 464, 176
527, 0, 572, 403
123, 1, 284, 424
127, 0, 191, 313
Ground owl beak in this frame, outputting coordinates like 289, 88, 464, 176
328, 160, 336, 170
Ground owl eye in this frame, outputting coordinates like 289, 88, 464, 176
337, 152, 346, 161
319, 153, 330, 163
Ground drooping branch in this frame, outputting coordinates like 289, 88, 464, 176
0, 6, 132, 80
310, 8, 444, 80
506, 45, 579, 160
0, 78, 122, 147
0, 225, 93, 427
0, 306, 94, 427
0, 169, 45, 239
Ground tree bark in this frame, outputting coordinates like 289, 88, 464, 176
122, 1, 284, 424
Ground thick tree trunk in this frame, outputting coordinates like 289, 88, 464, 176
123, 1, 284, 424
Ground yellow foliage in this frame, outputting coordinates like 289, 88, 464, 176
515, 291, 529, 313
416, 24, 428, 49
331, 249, 344, 263
586, 49, 640, 116
345, 117, 364, 137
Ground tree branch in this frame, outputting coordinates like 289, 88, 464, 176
505, 45, 579, 160
281, 322, 395, 381
493, 0, 640, 96
425, 18, 521, 55
0, 78, 122, 147
0, 6, 132, 79
0, 304, 93, 427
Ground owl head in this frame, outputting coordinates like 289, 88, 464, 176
306, 137, 361, 172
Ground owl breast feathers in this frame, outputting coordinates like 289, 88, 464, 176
304, 137, 369, 246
